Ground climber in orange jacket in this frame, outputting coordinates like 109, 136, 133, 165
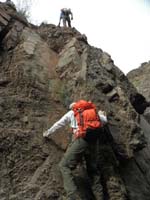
43, 100, 107, 200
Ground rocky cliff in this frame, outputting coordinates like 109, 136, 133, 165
127, 63, 150, 199
127, 62, 150, 122
0, 2, 150, 200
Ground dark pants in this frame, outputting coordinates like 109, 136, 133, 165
59, 129, 104, 199
62, 17, 71, 27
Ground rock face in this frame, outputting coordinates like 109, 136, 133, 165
127, 62, 150, 100
127, 63, 150, 200
127, 62, 150, 122
0, 2, 150, 200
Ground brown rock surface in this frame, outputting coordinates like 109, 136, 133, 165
127, 61, 150, 200
127, 61, 150, 101
127, 62, 150, 121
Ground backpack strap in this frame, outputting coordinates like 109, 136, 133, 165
78, 109, 84, 126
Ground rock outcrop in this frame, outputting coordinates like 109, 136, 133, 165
127, 62, 150, 120
0, 2, 150, 200
127, 61, 150, 200
127, 62, 150, 99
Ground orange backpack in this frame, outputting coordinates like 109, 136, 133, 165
73, 100, 101, 138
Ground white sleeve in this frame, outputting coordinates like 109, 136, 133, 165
47, 111, 72, 135
99, 115, 107, 124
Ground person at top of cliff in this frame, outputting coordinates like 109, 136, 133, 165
58, 8, 73, 27
43, 100, 107, 200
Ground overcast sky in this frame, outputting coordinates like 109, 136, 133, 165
2, 0, 150, 74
